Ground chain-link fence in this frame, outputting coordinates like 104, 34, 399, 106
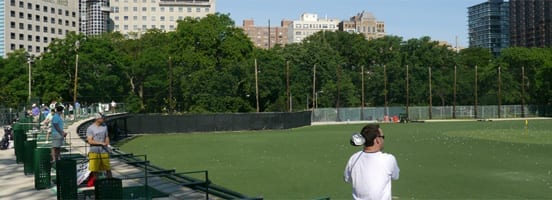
313, 105, 550, 122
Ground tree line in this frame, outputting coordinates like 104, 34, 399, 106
0, 13, 550, 113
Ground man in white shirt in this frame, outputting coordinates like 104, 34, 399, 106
344, 124, 400, 200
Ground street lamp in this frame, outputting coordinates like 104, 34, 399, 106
26, 54, 33, 103
73, 40, 80, 111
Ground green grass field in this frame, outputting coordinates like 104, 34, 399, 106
118, 119, 552, 199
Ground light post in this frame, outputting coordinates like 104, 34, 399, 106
74, 40, 80, 112
26, 55, 33, 103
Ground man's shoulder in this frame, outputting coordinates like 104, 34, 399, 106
380, 152, 397, 161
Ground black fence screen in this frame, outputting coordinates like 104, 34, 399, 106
122, 111, 311, 134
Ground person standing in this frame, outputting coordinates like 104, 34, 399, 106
344, 124, 400, 200
48, 106, 67, 162
31, 104, 40, 122
86, 113, 112, 187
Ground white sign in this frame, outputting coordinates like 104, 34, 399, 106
76, 159, 91, 186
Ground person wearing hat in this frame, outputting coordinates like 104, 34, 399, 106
86, 113, 112, 186
31, 103, 40, 122
344, 124, 400, 200
49, 106, 67, 162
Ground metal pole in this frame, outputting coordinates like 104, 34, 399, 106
73, 54, 79, 108
384, 64, 388, 117
286, 61, 290, 112
406, 65, 409, 119
28, 58, 31, 103
336, 64, 341, 121
453, 65, 457, 119
428, 67, 432, 119
498, 66, 501, 118
474, 65, 478, 118
361, 65, 365, 120
312, 64, 316, 112
169, 56, 173, 113
255, 59, 259, 112
521, 66, 525, 117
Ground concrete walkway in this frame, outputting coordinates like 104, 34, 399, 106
1, 116, 213, 200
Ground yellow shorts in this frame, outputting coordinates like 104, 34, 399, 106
88, 152, 111, 172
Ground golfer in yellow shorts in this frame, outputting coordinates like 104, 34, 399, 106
86, 113, 112, 187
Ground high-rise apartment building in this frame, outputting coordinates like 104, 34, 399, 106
510, 0, 552, 47
110, 0, 216, 38
339, 11, 385, 40
79, 0, 111, 35
2, 0, 79, 57
288, 13, 340, 43
242, 19, 291, 49
468, 0, 509, 56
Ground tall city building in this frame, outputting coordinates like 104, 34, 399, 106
510, 0, 552, 47
468, 0, 509, 56
242, 19, 291, 49
110, 0, 216, 38
2, 0, 79, 57
288, 13, 340, 43
339, 11, 385, 40
79, 0, 111, 35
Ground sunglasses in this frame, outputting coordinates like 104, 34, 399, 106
378, 135, 385, 139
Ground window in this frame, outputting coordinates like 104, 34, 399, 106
72, 12, 76, 18
58, 9, 62, 15
28, 45, 32, 52
58, 29, 62, 35
19, 1, 23, 8
151, 25, 156, 29
114, 25, 119, 30
72, 21, 76, 27
142, 25, 147, 30
43, 27, 48, 32
160, 16, 165, 21
19, 34, 24, 40
10, 44, 15, 50
36, 15, 40, 21
19, 12, 23, 19
10, 22, 15, 28
303, 24, 308, 28
43, 6, 48, 12
169, 25, 174, 30
28, 35, 32, 41
133, 25, 138, 30
51, 28, 55, 33
43, 37, 48, 43
142, 7, 146, 12
142, 16, 146, 21
133, 16, 137, 20
124, 7, 128, 11
196, 7, 200, 12
51, 17, 55, 24
115, 16, 119, 20
133, 7, 137, 12
58, 19, 62, 25
151, 7, 156, 12
10, 11, 15, 17
36, 25, 40, 31
10, 33, 15, 39
169, 16, 174, 21
151, 16, 156, 21
27, 24, 32, 30
27, 3, 32, 9
124, 25, 128, 30
65, 10, 69, 16
19, 23, 23, 29
36, 46, 41, 53
51, 8, 55, 14
36, 36, 40, 42
19, 45, 24, 50
178, 7, 183, 12
65, 20, 69, 26
43, 16, 48, 22
205, 7, 209, 12
160, 7, 165, 12
296, 31, 301, 35
187, 7, 191, 12
160, 25, 165, 30
10, 0, 15, 6
28, 13, 32, 20
169, 7, 174, 12
124, 16, 128, 21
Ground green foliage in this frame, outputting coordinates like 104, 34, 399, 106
1, 15, 550, 112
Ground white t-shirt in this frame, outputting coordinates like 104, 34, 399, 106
344, 151, 400, 200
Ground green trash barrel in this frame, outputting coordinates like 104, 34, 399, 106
13, 123, 27, 164
34, 147, 51, 190
56, 158, 77, 200
24, 138, 37, 175
95, 178, 123, 199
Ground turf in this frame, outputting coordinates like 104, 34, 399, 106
118, 119, 552, 199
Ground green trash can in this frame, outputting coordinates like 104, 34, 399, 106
56, 158, 78, 200
95, 178, 123, 199
34, 147, 51, 190
13, 123, 27, 164
24, 138, 37, 175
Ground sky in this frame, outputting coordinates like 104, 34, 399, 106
217, 0, 485, 47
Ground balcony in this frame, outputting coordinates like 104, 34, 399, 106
159, 0, 211, 7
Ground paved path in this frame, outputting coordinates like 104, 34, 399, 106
0, 116, 212, 199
